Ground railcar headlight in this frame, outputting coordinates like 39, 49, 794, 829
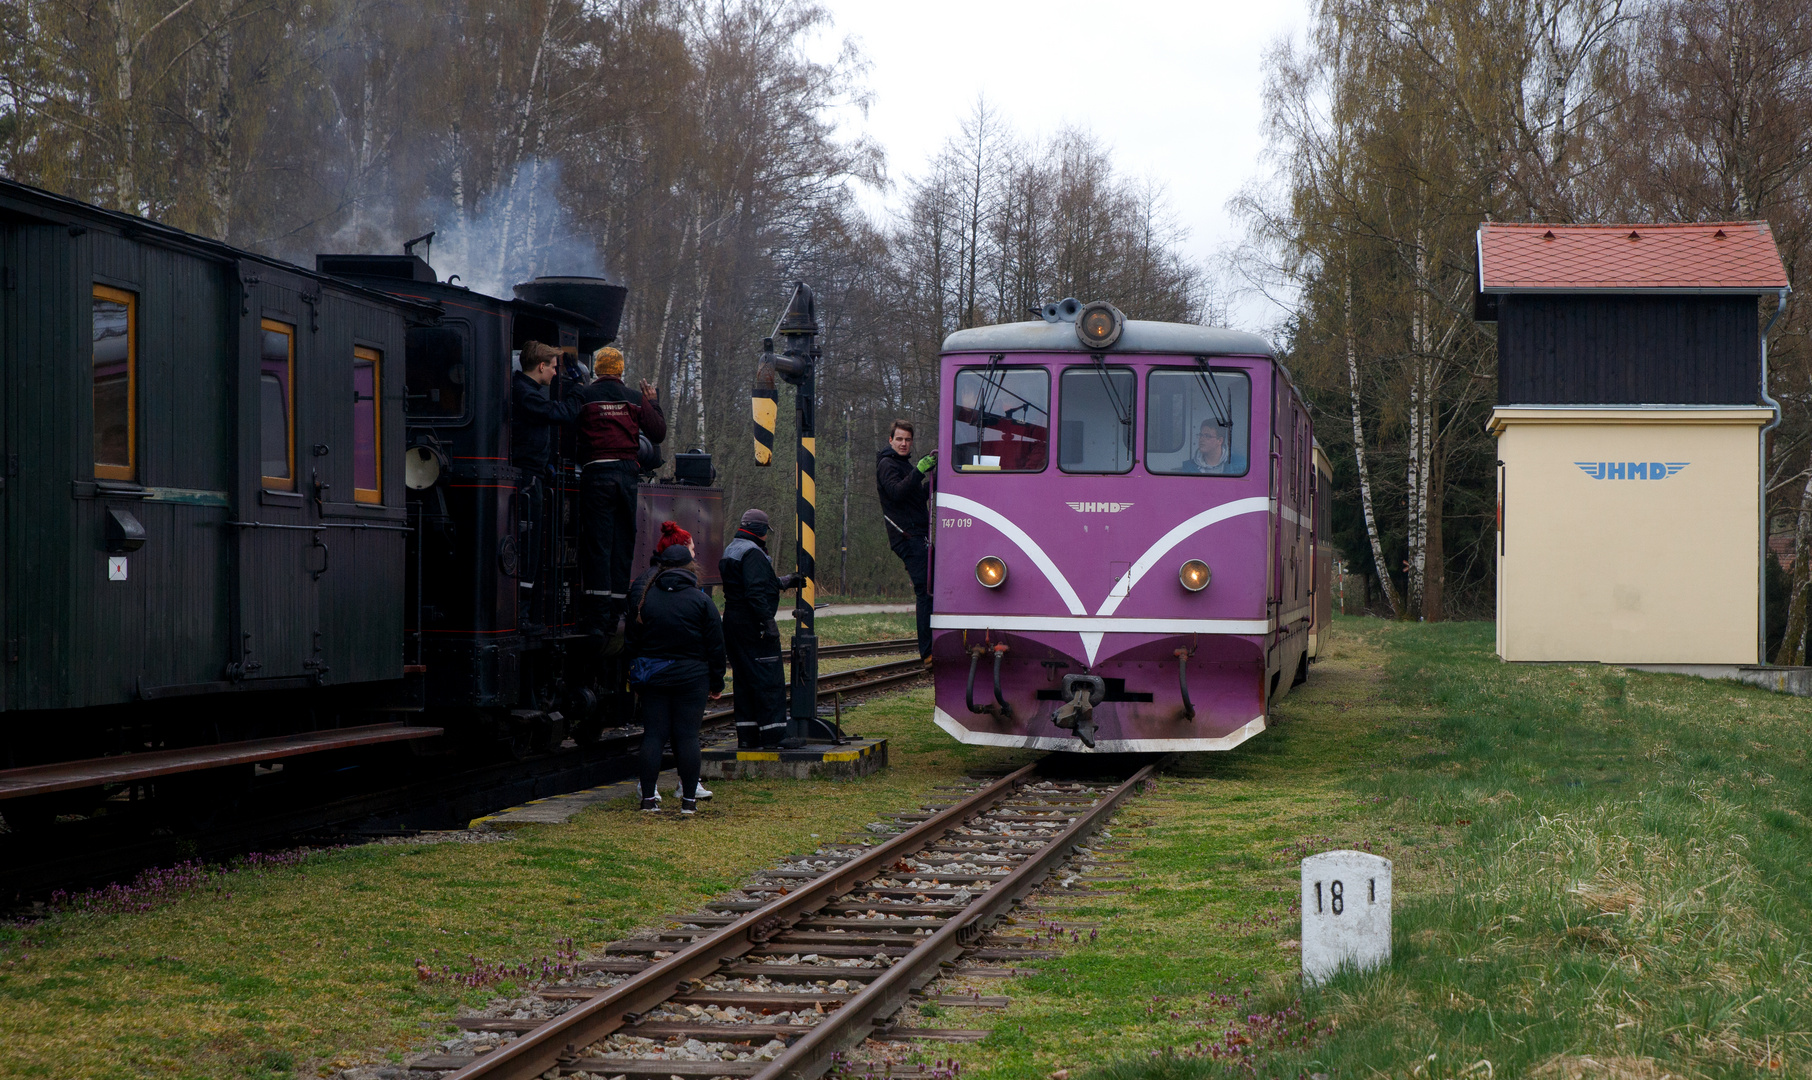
1179, 559, 1211, 592
1075, 300, 1125, 349
976, 556, 1008, 589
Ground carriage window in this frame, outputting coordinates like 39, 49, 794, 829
405, 323, 470, 420
92, 286, 136, 480
953, 367, 1049, 472
1146, 367, 1251, 477
260, 320, 295, 490
353, 346, 381, 503
1058, 366, 1135, 473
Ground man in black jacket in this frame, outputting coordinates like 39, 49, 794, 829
625, 542, 725, 815
511, 342, 577, 632
876, 420, 935, 661
720, 508, 802, 748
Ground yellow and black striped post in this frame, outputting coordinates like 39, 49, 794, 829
756, 283, 832, 745
751, 345, 777, 467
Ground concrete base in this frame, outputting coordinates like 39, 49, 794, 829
699, 736, 888, 781
1618, 663, 1812, 698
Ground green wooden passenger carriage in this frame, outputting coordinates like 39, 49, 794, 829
0, 177, 422, 767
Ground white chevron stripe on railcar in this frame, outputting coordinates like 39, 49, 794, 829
936, 491, 1280, 662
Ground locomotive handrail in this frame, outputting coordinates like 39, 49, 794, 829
225, 519, 413, 532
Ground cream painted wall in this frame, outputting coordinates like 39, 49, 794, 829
1491, 408, 1770, 664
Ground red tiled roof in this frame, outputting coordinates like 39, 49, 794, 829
1477, 221, 1789, 292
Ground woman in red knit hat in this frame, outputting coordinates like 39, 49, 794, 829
625, 521, 722, 812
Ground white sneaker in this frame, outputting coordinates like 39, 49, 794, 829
678, 783, 713, 800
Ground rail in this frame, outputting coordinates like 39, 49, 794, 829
438, 758, 1157, 1079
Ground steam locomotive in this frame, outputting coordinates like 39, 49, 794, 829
0, 177, 720, 828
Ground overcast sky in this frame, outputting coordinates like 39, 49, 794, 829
809, 0, 1312, 330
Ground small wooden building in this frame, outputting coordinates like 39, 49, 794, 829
1477, 221, 1790, 664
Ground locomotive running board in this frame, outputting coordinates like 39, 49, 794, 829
0, 723, 444, 800
932, 706, 1265, 754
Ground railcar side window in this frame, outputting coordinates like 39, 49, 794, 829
953, 367, 1049, 472
353, 346, 381, 503
260, 320, 296, 490
91, 286, 136, 480
1145, 367, 1251, 476
405, 323, 470, 420
1058, 366, 1135, 473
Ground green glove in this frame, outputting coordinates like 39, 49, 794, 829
916, 452, 937, 474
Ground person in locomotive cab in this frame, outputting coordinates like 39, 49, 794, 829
719, 508, 804, 749
626, 536, 725, 816
511, 342, 578, 632
876, 419, 935, 663
1178, 420, 1240, 475
566, 345, 667, 638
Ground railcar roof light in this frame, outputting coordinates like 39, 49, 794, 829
1180, 559, 1211, 592
1076, 301, 1125, 349
976, 556, 1008, 589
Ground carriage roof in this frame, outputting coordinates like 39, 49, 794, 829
941, 319, 1275, 358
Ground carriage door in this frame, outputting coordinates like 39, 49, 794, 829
233, 265, 320, 681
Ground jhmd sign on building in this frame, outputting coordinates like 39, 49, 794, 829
1477, 222, 1790, 664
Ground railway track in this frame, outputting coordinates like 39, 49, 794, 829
705, 656, 928, 724
412, 758, 1156, 1079
813, 638, 916, 660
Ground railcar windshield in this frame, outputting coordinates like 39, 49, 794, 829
953, 367, 1049, 472
1145, 366, 1251, 476
1059, 366, 1136, 473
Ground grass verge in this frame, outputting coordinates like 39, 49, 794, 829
938, 619, 1811, 1080
0, 680, 1019, 1079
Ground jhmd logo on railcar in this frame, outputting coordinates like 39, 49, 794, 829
1067, 501, 1135, 513
1575, 461, 1688, 480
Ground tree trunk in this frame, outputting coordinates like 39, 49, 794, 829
1772, 466, 1812, 665
1422, 438, 1445, 621
110, 0, 136, 209
1345, 276, 1402, 616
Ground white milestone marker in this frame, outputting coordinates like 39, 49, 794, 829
1301, 849, 1391, 984
108, 556, 128, 581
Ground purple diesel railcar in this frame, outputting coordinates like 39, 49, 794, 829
929, 300, 1322, 753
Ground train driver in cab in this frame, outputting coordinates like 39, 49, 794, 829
567, 346, 667, 641
1178, 419, 1242, 475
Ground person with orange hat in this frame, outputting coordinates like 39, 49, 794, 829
565, 345, 666, 639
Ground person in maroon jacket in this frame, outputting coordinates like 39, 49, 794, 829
565, 346, 667, 637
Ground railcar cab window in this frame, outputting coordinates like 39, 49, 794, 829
1059, 366, 1135, 473
1146, 367, 1251, 476
953, 367, 1049, 472
353, 346, 381, 503
404, 322, 470, 420
91, 286, 136, 480
260, 320, 296, 490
